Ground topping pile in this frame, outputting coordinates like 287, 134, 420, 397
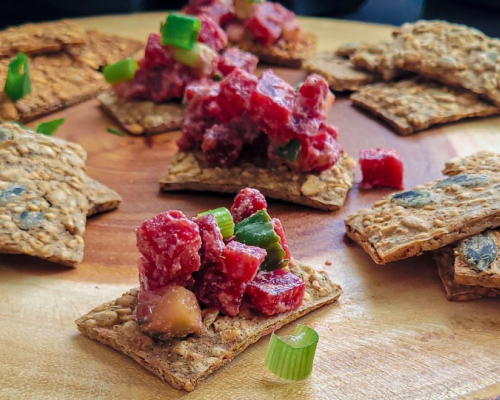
178, 68, 341, 172
134, 188, 306, 339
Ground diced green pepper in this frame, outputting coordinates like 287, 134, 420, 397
4, 52, 32, 102
162, 13, 201, 50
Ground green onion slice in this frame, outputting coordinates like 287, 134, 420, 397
265, 324, 319, 381
35, 118, 65, 136
162, 13, 201, 50
103, 58, 138, 85
4, 52, 32, 102
272, 139, 301, 162
198, 207, 234, 239
107, 127, 126, 136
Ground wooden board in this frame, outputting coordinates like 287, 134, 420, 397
1, 15, 500, 400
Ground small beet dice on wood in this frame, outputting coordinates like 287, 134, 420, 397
193, 214, 225, 263
359, 148, 404, 189
218, 241, 266, 282
230, 187, 267, 224
245, 269, 305, 315
218, 47, 259, 76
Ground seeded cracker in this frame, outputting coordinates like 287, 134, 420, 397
98, 91, 184, 135
159, 151, 356, 211
344, 172, 500, 264
442, 151, 500, 176
85, 177, 122, 217
348, 42, 403, 81
75, 260, 342, 391
350, 78, 499, 135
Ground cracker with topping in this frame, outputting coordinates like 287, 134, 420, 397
75, 260, 342, 391
344, 171, 500, 264
159, 151, 356, 211
350, 78, 499, 135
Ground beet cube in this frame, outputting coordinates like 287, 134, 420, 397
202, 124, 243, 167
217, 68, 258, 118
271, 218, 290, 260
198, 15, 228, 52
359, 148, 404, 189
295, 74, 335, 120
230, 188, 267, 224
218, 241, 266, 282
193, 214, 225, 263
218, 48, 259, 76
245, 2, 294, 46
140, 33, 174, 69
245, 269, 305, 315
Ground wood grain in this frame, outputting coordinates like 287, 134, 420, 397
1, 14, 500, 400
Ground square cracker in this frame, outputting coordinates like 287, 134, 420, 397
433, 246, 500, 301
159, 151, 356, 211
344, 171, 500, 265
0, 20, 86, 58
350, 78, 499, 136
233, 32, 316, 68
75, 260, 342, 391
303, 51, 381, 92
379, 20, 500, 106
98, 91, 184, 135
85, 177, 122, 217
442, 151, 500, 176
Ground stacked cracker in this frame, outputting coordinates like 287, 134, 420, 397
345, 150, 500, 301
304, 20, 500, 135
0, 20, 142, 124
0, 122, 121, 266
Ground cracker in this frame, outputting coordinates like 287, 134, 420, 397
349, 42, 403, 81
234, 32, 316, 68
0, 53, 107, 123
344, 171, 500, 264
443, 151, 500, 176
159, 151, 356, 211
0, 20, 86, 58
302, 51, 381, 92
75, 260, 342, 391
66, 30, 143, 70
85, 177, 122, 217
335, 42, 366, 59
434, 246, 500, 301
98, 91, 184, 135
350, 78, 499, 135
380, 20, 500, 106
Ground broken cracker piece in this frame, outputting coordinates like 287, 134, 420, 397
160, 151, 356, 211
75, 260, 342, 391
85, 177, 122, 217
349, 41, 403, 81
443, 151, 500, 176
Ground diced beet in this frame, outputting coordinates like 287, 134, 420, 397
184, 0, 234, 25
202, 124, 243, 167
295, 74, 335, 120
225, 22, 246, 43
193, 214, 225, 263
271, 218, 290, 260
218, 241, 266, 282
218, 47, 259, 76
245, 2, 294, 46
359, 148, 404, 189
230, 188, 267, 224
194, 263, 246, 316
217, 68, 258, 118
281, 19, 302, 42
139, 256, 195, 291
140, 33, 174, 69
136, 210, 202, 285
250, 70, 294, 133
198, 15, 228, 52
245, 269, 305, 316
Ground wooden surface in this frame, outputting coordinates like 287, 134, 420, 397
1, 14, 500, 400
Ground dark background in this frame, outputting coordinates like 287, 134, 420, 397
1, 0, 500, 37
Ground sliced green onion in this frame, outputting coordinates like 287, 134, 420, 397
272, 139, 301, 162
162, 13, 201, 50
265, 324, 319, 381
4, 52, 32, 102
107, 127, 125, 137
103, 58, 138, 85
198, 207, 234, 238
35, 118, 65, 136
173, 43, 216, 71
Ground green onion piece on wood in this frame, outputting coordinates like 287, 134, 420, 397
35, 118, 65, 136
107, 127, 126, 136
272, 139, 301, 162
162, 13, 201, 50
4, 52, 32, 101
103, 58, 138, 85
198, 207, 234, 238
265, 324, 319, 381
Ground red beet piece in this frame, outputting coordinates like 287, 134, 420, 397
225, 22, 246, 43
245, 269, 305, 315
271, 218, 290, 260
218, 48, 259, 76
198, 15, 228, 52
184, 0, 234, 25
217, 68, 258, 118
194, 263, 246, 316
294, 74, 335, 120
140, 33, 174, 69
202, 124, 243, 167
245, 2, 294, 46
193, 214, 225, 263
136, 210, 202, 285
359, 148, 404, 189
230, 188, 267, 224
250, 70, 294, 133
218, 241, 266, 282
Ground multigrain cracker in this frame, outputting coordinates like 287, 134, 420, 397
303, 51, 381, 92
443, 151, 500, 176
98, 91, 184, 135
85, 177, 122, 216
380, 20, 500, 106
350, 78, 499, 135
344, 171, 500, 264
75, 260, 342, 391
434, 246, 500, 301
349, 42, 403, 81
160, 151, 356, 211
